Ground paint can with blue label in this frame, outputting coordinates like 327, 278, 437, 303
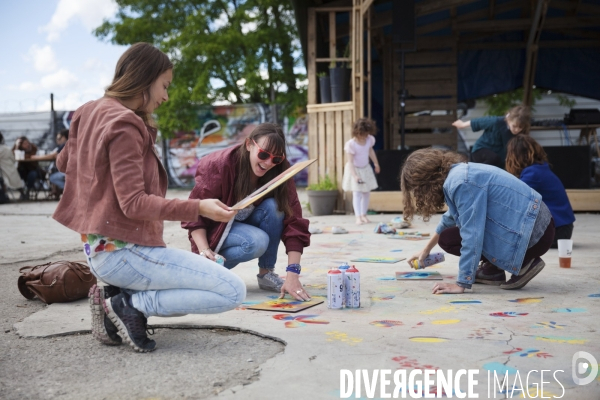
327, 268, 344, 309
411, 252, 445, 270
214, 255, 224, 266
344, 265, 360, 308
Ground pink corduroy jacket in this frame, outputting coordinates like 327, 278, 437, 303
53, 97, 199, 247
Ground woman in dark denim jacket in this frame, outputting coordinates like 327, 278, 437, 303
402, 148, 554, 295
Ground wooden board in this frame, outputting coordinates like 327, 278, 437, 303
231, 159, 316, 210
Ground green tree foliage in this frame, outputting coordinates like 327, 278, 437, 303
481, 88, 576, 116
481, 88, 542, 116
95, 0, 306, 136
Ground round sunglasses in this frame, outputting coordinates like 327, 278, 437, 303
252, 138, 285, 164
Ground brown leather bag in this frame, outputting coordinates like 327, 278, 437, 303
18, 261, 97, 304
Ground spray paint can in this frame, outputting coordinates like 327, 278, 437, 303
338, 262, 350, 280
411, 252, 445, 270
327, 268, 344, 309
214, 255, 225, 266
344, 265, 360, 308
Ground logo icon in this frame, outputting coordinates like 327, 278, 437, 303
572, 351, 598, 385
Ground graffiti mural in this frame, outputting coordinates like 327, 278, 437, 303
161, 104, 309, 187
0, 104, 308, 187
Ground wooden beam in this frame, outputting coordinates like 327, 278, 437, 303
329, 12, 337, 60
390, 115, 457, 130
361, 0, 375, 15
369, 190, 600, 212
523, 0, 549, 107
404, 98, 458, 113
315, 57, 351, 62
308, 8, 317, 105
335, 110, 344, 209
315, 7, 353, 12
307, 101, 353, 113
416, 0, 476, 17
308, 113, 318, 185
459, 39, 600, 50
456, 16, 600, 32
367, 6, 372, 118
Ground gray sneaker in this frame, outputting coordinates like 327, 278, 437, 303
257, 271, 284, 292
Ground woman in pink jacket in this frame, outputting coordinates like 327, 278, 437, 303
53, 43, 244, 353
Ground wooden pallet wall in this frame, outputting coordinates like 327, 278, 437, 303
386, 36, 459, 150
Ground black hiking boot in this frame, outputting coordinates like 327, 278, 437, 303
106, 292, 156, 353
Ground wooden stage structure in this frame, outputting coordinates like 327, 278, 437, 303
302, 0, 600, 212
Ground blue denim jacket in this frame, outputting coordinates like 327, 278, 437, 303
435, 163, 542, 288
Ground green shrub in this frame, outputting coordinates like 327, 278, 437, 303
307, 175, 337, 191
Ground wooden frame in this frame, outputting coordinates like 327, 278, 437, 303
305, 0, 600, 213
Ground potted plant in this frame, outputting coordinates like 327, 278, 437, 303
329, 46, 351, 102
318, 72, 331, 104
306, 174, 338, 216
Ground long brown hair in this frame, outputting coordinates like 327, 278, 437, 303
234, 123, 293, 216
400, 148, 466, 222
505, 134, 548, 177
505, 105, 531, 135
105, 43, 173, 126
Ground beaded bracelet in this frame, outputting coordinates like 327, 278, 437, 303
286, 263, 301, 274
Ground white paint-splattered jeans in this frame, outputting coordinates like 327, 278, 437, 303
87, 245, 246, 318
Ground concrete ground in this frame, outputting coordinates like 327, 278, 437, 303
1, 189, 599, 399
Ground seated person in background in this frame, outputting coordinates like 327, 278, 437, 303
506, 134, 575, 248
12, 136, 41, 192
452, 105, 530, 169
31, 129, 69, 192
0, 131, 25, 193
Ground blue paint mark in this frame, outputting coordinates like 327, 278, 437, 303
377, 277, 396, 280
449, 300, 482, 304
589, 294, 600, 298
390, 249, 403, 252
553, 308, 587, 313
483, 362, 518, 375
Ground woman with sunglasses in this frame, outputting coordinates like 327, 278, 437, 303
183, 123, 311, 301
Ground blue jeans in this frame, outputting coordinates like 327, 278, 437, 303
87, 245, 246, 318
219, 198, 284, 271
49, 171, 65, 189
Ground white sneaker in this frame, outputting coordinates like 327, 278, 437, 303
331, 226, 348, 234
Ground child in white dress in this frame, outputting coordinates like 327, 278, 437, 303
342, 118, 380, 224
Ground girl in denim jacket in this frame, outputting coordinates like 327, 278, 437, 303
402, 148, 554, 294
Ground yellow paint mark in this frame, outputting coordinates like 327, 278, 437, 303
432, 319, 460, 325
409, 337, 448, 343
535, 336, 587, 345
420, 306, 466, 315
325, 331, 363, 346
520, 388, 560, 398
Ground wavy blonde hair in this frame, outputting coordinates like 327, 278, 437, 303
400, 148, 466, 222
505, 134, 548, 177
